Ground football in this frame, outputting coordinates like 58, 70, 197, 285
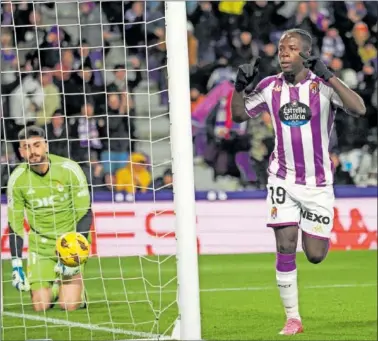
56, 232, 90, 267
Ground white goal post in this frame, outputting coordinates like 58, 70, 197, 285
165, 2, 202, 340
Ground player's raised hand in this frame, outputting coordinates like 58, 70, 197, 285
12, 259, 30, 291
234, 57, 261, 93
299, 52, 334, 81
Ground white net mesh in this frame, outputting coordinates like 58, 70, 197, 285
1, 1, 181, 340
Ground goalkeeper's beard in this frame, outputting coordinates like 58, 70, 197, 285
28, 153, 47, 166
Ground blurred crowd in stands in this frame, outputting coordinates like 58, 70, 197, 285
1, 1, 377, 195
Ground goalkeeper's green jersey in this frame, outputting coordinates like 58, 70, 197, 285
7, 154, 90, 258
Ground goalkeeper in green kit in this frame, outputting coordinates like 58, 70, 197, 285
7, 126, 92, 312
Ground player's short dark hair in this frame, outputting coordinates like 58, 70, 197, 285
114, 64, 125, 70
283, 28, 312, 51
18, 125, 46, 141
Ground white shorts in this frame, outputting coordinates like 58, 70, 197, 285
266, 178, 335, 240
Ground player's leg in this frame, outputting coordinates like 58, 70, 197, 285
30, 287, 52, 312
274, 226, 300, 321
58, 264, 86, 311
302, 233, 330, 264
266, 184, 303, 335
28, 253, 59, 312
273, 226, 303, 335
299, 186, 334, 264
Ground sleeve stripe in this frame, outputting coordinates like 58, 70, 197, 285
62, 162, 87, 186
7, 167, 25, 196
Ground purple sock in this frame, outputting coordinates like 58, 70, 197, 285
276, 252, 296, 272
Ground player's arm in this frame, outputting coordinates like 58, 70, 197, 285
7, 178, 25, 259
67, 161, 92, 239
76, 208, 92, 239
232, 88, 269, 123
7, 168, 26, 259
232, 58, 266, 123
231, 91, 249, 123
299, 52, 366, 116
327, 76, 366, 116
7, 169, 30, 291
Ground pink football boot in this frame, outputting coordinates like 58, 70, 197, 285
279, 318, 304, 335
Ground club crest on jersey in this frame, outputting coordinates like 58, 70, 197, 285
273, 85, 282, 92
271, 206, 278, 219
279, 100, 312, 127
309, 81, 319, 94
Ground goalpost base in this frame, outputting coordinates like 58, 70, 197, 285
171, 317, 180, 340
170, 318, 205, 341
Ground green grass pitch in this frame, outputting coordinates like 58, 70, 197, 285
1, 250, 377, 340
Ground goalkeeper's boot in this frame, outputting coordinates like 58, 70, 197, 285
50, 279, 61, 309
279, 318, 303, 335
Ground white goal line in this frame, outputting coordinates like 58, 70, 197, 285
198, 282, 377, 292
4, 282, 376, 302
62, 282, 378, 298
2, 311, 171, 340
80, 282, 375, 298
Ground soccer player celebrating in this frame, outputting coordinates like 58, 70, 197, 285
231, 29, 366, 335
7, 126, 93, 312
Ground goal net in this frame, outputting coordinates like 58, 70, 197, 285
1, 1, 200, 340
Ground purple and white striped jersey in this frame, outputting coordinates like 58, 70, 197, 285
245, 71, 344, 187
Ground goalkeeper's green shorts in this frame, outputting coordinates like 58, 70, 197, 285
27, 252, 85, 291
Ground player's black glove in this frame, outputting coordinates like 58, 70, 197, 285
299, 52, 334, 81
234, 57, 261, 93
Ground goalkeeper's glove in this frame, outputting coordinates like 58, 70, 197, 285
54, 262, 81, 277
12, 259, 30, 292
